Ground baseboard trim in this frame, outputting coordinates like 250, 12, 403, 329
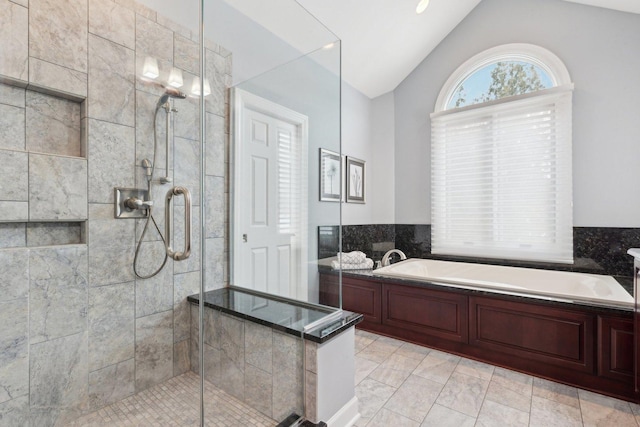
326, 396, 360, 427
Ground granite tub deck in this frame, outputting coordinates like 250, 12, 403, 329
188, 287, 363, 426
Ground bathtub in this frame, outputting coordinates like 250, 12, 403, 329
373, 258, 633, 309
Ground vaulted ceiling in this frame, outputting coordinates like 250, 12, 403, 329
230, 0, 640, 99
297, 0, 640, 98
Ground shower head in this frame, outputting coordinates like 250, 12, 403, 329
157, 88, 187, 108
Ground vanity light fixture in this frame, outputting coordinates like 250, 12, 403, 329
416, 0, 430, 14
168, 68, 184, 88
142, 56, 159, 79
191, 77, 211, 97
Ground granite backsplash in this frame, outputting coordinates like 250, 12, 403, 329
318, 224, 640, 278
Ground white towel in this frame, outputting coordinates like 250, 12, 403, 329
336, 251, 367, 264
331, 258, 374, 270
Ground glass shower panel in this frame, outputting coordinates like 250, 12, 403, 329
230, 30, 342, 308
197, 0, 342, 425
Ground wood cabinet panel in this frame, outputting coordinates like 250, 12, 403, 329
318, 273, 340, 308
598, 316, 634, 382
383, 283, 468, 342
318, 272, 636, 401
343, 277, 382, 324
319, 274, 382, 324
470, 296, 594, 373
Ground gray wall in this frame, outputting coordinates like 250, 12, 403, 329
341, 86, 396, 225
370, 91, 396, 224
341, 83, 372, 225
0, 0, 228, 424
394, 0, 640, 227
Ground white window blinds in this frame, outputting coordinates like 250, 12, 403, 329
430, 86, 573, 263
278, 126, 295, 235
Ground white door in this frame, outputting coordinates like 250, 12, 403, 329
233, 90, 308, 299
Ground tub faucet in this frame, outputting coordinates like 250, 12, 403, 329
381, 249, 407, 267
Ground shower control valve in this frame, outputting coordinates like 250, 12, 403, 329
124, 197, 154, 211
114, 188, 151, 219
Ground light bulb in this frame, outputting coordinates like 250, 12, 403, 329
416, 0, 430, 14
142, 56, 159, 79
191, 78, 211, 97
168, 68, 183, 88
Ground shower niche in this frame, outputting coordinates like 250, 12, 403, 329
0, 81, 87, 247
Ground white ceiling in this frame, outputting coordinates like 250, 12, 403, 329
227, 0, 640, 99
296, 0, 481, 98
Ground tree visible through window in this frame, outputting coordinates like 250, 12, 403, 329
448, 61, 553, 109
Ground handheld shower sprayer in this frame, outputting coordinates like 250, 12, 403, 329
141, 159, 153, 183
156, 88, 187, 109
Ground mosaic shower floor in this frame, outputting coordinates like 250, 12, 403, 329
66, 372, 278, 427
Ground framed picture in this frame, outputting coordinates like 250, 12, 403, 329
319, 148, 341, 202
346, 156, 365, 203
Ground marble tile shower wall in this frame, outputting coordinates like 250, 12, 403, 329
0, 0, 230, 425
189, 305, 304, 423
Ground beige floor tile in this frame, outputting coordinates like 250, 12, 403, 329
532, 376, 580, 408
358, 339, 401, 364
455, 357, 495, 380
355, 334, 376, 353
413, 350, 460, 384
355, 377, 398, 423
355, 329, 380, 340
368, 353, 421, 387
530, 395, 582, 427
485, 380, 532, 413
435, 371, 490, 417
374, 335, 406, 347
420, 403, 476, 427
367, 408, 420, 427
355, 355, 380, 386
476, 399, 529, 427
384, 374, 443, 422
491, 366, 533, 395
394, 341, 431, 361
578, 389, 636, 427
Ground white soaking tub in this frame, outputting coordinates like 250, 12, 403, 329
373, 258, 633, 309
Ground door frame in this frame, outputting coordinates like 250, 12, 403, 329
230, 87, 309, 300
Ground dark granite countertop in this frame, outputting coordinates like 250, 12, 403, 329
188, 286, 362, 344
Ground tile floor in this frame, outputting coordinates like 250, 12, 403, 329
354, 329, 640, 427
67, 329, 640, 426
67, 372, 277, 426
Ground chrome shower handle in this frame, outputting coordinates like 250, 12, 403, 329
165, 186, 192, 261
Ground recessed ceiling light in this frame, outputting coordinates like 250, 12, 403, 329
416, 0, 430, 14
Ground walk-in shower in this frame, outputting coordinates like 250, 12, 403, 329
0, 0, 343, 425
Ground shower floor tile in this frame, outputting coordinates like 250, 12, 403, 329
66, 371, 278, 426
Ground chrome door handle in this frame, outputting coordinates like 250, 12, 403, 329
165, 186, 192, 261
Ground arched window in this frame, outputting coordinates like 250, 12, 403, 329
431, 44, 574, 263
